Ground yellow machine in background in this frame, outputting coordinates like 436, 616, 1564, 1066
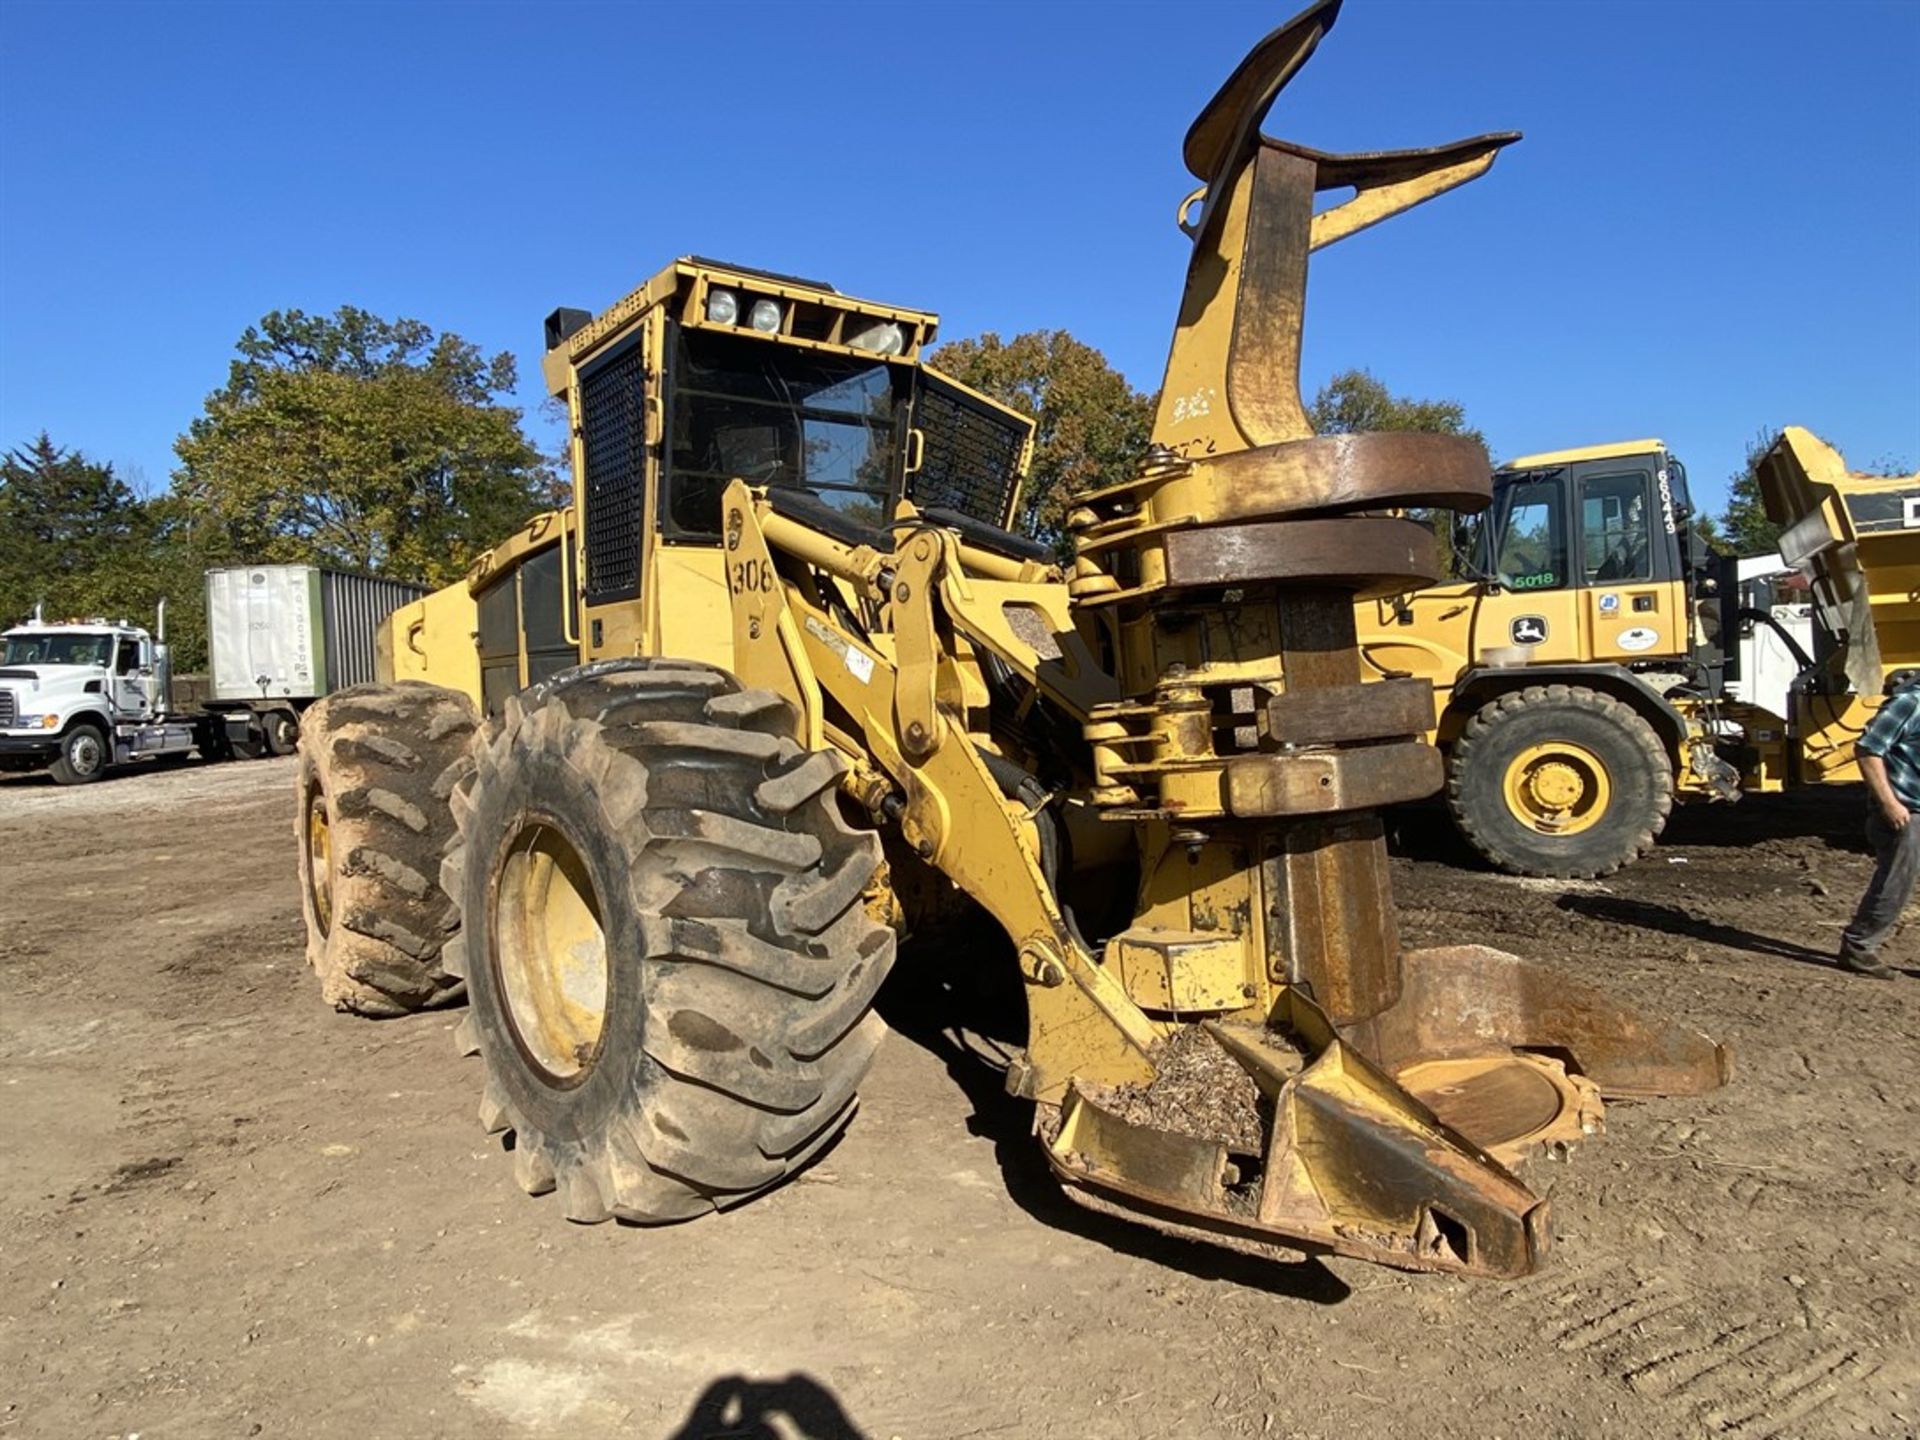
1356, 429, 1920, 877
297, 0, 1729, 1280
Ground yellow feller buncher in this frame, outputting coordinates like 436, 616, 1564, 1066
296, 0, 1728, 1278
1355, 431, 1920, 878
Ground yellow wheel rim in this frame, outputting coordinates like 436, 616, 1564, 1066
493, 820, 608, 1087
306, 791, 334, 936
1502, 741, 1610, 836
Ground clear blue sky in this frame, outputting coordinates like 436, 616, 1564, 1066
2, 1, 1916, 519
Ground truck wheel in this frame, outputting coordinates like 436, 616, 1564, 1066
264, 708, 300, 757
1447, 684, 1672, 880
297, 682, 478, 1016
441, 660, 895, 1224
49, 722, 110, 785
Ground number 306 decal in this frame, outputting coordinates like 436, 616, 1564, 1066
730, 559, 774, 593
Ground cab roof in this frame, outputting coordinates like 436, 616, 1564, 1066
3, 621, 138, 636
1503, 439, 1667, 471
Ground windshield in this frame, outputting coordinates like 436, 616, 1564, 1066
2, 633, 115, 666
1491, 477, 1568, 591
666, 327, 900, 539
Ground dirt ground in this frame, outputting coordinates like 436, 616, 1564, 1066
1, 757, 1915, 1439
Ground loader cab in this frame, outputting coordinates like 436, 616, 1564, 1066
1361, 441, 1701, 699
1468, 441, 1688, 595
533, 258, 1034, 689
1450, 440, 1695, 667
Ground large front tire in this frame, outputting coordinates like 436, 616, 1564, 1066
49, 722, 110, 785
1447, 683, 1672, 880
442, 660, 895, 1224
296, 682, 477, 1015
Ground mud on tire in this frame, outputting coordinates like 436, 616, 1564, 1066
441, 659, 896, 1224
297, 681, 477, 1015
1447, 683, 1672, 880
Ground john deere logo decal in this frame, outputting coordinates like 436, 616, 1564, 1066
1511, 615, 1549, 646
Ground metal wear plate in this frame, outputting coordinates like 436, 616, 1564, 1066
1189, 433, 1492, 523
1163, 516, 1439, 598
1225, 740, 1442, 816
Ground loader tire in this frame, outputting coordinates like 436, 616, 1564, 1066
1447, 683, 1671, 880
297, 681, 477, 1016
441, 659, 896, 1225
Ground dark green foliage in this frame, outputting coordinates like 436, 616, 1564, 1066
1720, 430, 1784, 558
172, 306, 559, 584
4, 306, 557, 670
1307, 368, 1485, 450
0, 434, 156, 628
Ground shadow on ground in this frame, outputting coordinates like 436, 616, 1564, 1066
1382, 787, 1873, 868
663, 1372, 867, 1439
1556, 893, 1841, 970
875, 933, 1350, 1305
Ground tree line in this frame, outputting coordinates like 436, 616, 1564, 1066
1, 301, 1842, 669
0, 308, 560, 669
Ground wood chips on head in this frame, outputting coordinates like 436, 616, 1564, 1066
1103, 1024, 1270, 1156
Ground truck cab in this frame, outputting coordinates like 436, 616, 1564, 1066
0, 619, 171, 781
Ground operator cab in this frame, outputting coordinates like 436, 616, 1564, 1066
1464, 440, 1692, 595
455, 258, 1040, 715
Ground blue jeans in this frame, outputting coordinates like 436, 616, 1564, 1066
1841, 810, 1920, 962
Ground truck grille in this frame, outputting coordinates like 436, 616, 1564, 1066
0, 690, 14, 727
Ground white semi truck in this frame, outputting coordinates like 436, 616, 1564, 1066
0, 566, 424, 784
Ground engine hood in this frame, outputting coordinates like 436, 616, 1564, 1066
0, 663, 108, 694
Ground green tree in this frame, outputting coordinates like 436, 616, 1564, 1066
1721, 429, 1784, 557
1308, 368, 1485, 574
926, 330, 1153, 545
1692, 509, 1734, 557
1307, 367, 1485, 449
172, 307, 557, 585
0, 434, 156, 627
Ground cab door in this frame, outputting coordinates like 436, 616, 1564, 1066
1472, 472, 1587, 665
111, 634, 152, 719
1574, 464, 1682, 662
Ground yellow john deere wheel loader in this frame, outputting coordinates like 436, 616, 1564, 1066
1356, 431, 1920, 879
300, 0, 1729, 1278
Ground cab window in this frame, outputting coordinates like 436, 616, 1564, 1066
116, 638, 141, 674
1582, 471, 1653, 583
1494, 479, 1566, 591
664, 326, 899, 541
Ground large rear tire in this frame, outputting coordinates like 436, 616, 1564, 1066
1447, 683, 1672, 880
264, 707, 300, 756
297, 682, 477, 1015
441, 660, 896, 1224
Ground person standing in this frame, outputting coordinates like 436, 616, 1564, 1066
1840, 672, 1920, 979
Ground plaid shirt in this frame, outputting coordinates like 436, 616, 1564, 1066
1858, 685, 1920, 813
